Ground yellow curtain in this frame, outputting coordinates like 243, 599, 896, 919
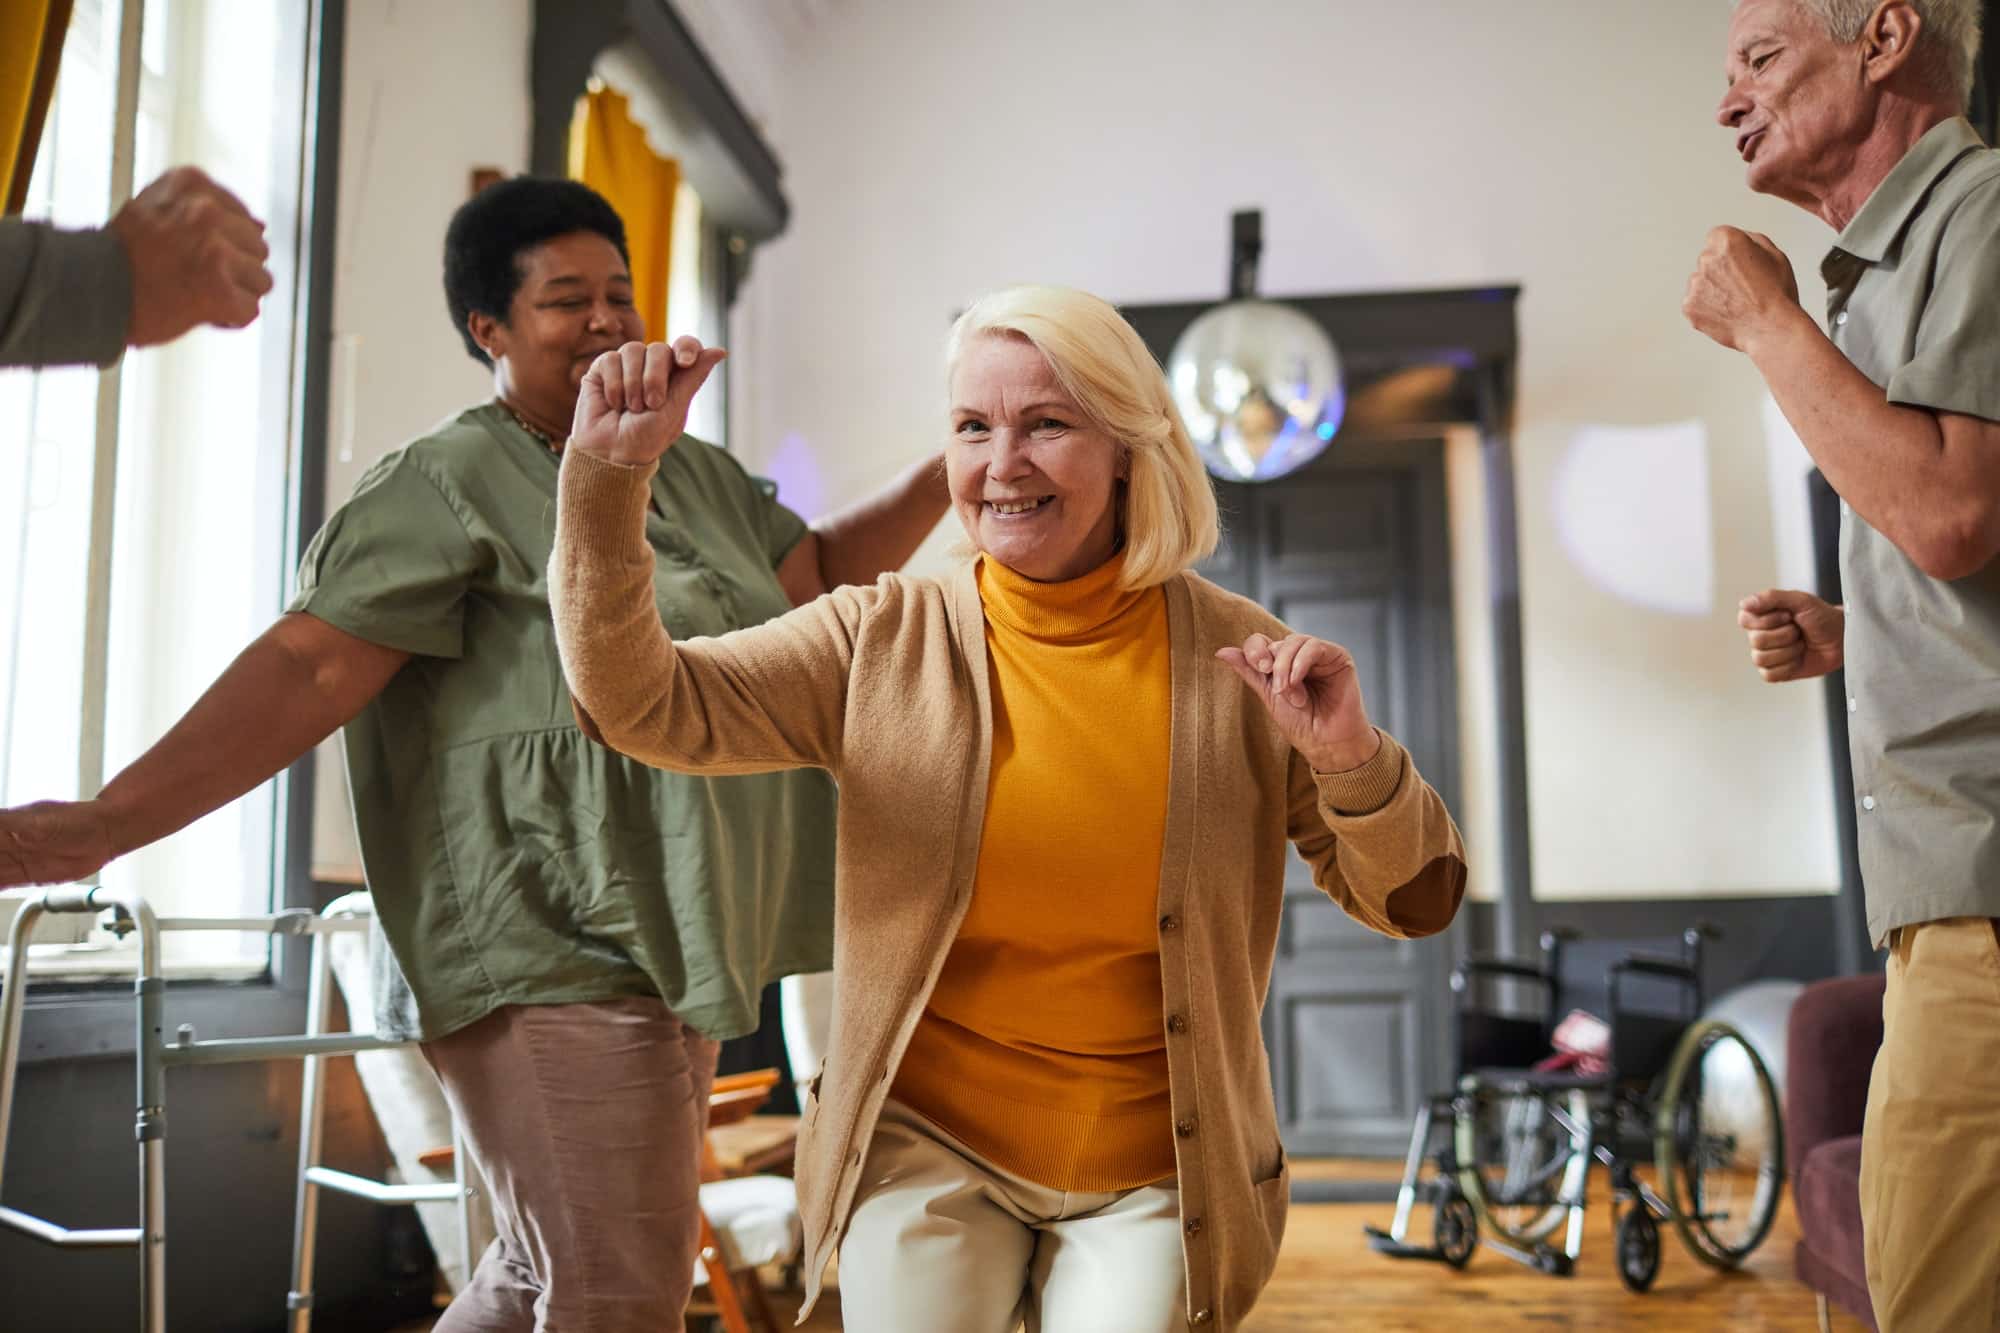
568, 84, 679, 341
1, 0, 74, 214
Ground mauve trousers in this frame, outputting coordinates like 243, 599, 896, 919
421, 996, 720, 1332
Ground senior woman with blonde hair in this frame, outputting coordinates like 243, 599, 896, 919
550, 285, 1467, 1331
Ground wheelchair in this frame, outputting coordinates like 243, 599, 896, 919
1364, 923, 1785, 1292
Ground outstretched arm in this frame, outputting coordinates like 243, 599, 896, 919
0, 167, 273, 369
0, 614, 406, 886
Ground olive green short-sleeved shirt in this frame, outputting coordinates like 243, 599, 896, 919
291, 403, 837, 1041
1820, 117, 2000, 944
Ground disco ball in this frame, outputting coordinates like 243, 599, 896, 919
1167, 299, 1344, 483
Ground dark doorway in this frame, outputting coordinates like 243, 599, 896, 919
1124, 287, 1523, 1159
1204, 439, 1460, 1155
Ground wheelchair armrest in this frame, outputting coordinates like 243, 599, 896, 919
1608, 952, 1697, 984
1451, 957, 1554, 991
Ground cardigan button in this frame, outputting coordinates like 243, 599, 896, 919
1184, 1216, 1204, 1237
1176, 1118, 1197, 1138
1190, 1310, 1212, 1325
1167, 1013, 1189, 1035
1159, 914, 1180, 933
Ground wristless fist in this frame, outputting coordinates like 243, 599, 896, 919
109, 166, 274, 347
568, 337, 728, 467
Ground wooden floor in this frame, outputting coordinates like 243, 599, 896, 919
1236, 1158, 1856, 1332
411, 1159, 1864, 1332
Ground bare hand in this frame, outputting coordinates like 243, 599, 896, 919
569, 337, 727, 467
1684, 226, 1802, 353
108, 166, 274, 347
1217, 633, 1381, 772
1738, 588, 1845, 682
0, 801, 116, 889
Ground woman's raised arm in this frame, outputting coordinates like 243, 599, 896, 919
551, 338, 862, 776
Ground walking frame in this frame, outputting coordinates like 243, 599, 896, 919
0, 886, 473, 1333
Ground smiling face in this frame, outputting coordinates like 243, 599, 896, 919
470, 230, 642, 431
947, 332, 1125, 583
1717, 0, 1876, 209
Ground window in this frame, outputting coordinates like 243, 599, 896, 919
0, 0, 318, 974
666, 175, 725, 445
571, 47, 730, 445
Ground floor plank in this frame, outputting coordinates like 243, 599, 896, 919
405, 1160, 1863, 1331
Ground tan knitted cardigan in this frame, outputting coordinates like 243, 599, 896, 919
550, 449, 1468, 1330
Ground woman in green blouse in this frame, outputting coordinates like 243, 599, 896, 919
0, 177, 945, 1331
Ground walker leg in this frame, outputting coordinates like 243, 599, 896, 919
287, 931, 336, 1332
0, 898, 41, 1203
136, 970, 166, 1333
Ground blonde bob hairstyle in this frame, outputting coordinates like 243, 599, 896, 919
945, 285, 1220, 590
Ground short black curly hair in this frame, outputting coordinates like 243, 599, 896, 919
443, 176, 631, 366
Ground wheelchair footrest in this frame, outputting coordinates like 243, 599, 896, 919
1484, 1234, 1576, 1277
1362, 1224, 1448, 1263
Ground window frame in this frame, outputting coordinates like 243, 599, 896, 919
12, 0, 347, 1064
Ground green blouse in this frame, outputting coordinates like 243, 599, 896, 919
291, 403, 837, 1041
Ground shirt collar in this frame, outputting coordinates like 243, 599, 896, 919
1830, 117, 1986, 266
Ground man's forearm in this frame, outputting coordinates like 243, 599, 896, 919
811, 453, 950, 588
95, 614, 404, 855
1749, 309, 1994, 576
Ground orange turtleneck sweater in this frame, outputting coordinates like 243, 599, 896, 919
889, 551, 1177, 1192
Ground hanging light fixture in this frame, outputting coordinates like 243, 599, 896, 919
1167, 210, 1345, 483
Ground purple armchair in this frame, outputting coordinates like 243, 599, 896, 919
1785, 972, 1886, 1331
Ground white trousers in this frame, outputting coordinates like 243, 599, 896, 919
837, 1099, 1187, 1333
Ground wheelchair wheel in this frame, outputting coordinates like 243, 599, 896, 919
1615, 1205, 1661, 1293
1433, 1185, 1478, 1269
1453, 1082, 1590, 1247
1653, 1018, 1785, 1269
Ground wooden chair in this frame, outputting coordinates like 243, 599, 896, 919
688, 1069, 801, 1333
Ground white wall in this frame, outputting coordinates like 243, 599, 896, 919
731, 0, 1842, 901
310, 0, 534, 876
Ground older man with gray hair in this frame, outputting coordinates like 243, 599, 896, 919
1688, 0, 1999, 1327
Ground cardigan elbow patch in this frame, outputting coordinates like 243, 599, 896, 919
1382, 854, 1468, 938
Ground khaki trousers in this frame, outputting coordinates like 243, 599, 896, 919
1860, 917, 2000, 1331
837, 1099, 1186, 1332
421, 996, 719, 1332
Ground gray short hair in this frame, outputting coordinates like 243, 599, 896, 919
1792, 0, 1984, 105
